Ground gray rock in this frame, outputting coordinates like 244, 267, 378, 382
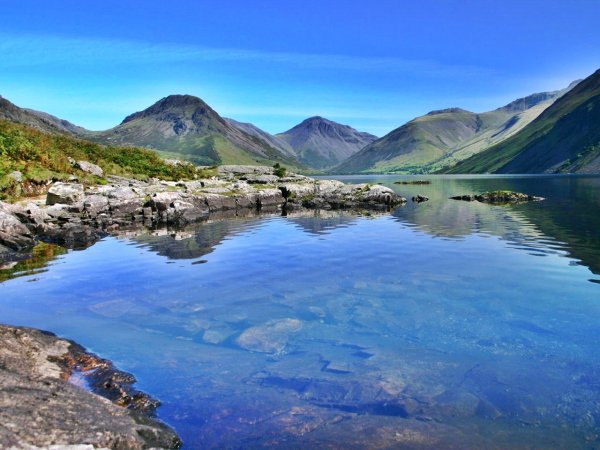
14, 202, 52, 233
8, 170, 22, 182
237, 318, 303, 353
46, 183, 85, 206
203, 193, 238, 212
217, 165, 274, 175
242, 174, 280, 184
83, 195, 110, 217
106, 187, 142, 217
0, 207, 35, 250
149, 192, 209, 224
0, 325, 180, 449
256, 189, 285, 209
412, 195, 429, 203
75, 161, 104, 177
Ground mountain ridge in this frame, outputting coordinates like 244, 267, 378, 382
276, 116, 377, 170
89, 94, 304, 169
443, 70, 600, 174
333, 83, 576, 174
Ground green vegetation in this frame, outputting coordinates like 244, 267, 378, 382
0, 242, 67, 282
0, 119, 211, 200
443, 69, 600, 174
273, 163, 287, 178
334, 91, 564, 174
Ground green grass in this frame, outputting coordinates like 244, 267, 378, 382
0, 119, 211, 200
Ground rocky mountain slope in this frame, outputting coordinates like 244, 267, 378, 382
276, 116, 377, 170
444, 69, 600, 174
89, 95, 303, 169
225, 118, 296, 157
0, 96, 85, 135
334, 84, 576, 174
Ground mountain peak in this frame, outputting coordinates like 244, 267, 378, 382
426, 108, 471, 116
121, 95, 214, 124
277, 117, 377, 170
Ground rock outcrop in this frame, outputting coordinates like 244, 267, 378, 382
0, 324, 180, 449
0, 166, 406, 254
450, 191, 544, 204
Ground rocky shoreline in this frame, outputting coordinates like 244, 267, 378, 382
0, 164, 405, 256
0, 324, 181, 449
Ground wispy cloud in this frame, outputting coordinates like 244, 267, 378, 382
0, 33, 490, 77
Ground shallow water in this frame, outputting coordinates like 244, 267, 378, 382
2, 175, 600, 449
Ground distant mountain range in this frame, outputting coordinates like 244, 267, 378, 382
1, 68, 599, 174
443, 69, 600, 174
86, 95, 303, 169
0, 96, 86, 135
275, 116, 377, 170
333, 83, 578, 174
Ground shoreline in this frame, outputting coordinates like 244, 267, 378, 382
0, 324, 181, 449
0, 164, 405, 258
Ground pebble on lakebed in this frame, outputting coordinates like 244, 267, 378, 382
0, 324, 181, 449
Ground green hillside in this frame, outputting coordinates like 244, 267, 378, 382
444, 69, 600, 174
0, 120, 205, 200
334, 89, 567, 174
91, 95, 305, 171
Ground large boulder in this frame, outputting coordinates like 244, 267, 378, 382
202, 193, 238, 212
149, 192, 209, 224
75, 160, 103, 177
13, 202, 52, 233
0, 325, 181, 449
46, 183, 85, 206
256, 189, 285, 209
106, 187, 143, 217
83, 195, 110, 218
0, 206, 35, 250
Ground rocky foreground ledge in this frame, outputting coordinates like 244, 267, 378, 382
0, 324, 180, 449
0, 164, 405, 254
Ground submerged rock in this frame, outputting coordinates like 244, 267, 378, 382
412, 195, 429, 203
0, 324, 180, 449
394, 180, 431, 185
237, 318, 303, 353
450, 191, 544, 204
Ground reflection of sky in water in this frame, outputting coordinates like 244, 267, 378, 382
1, 176, 600, 449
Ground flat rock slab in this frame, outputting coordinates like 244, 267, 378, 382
0, 324, 180, 449
237, 318, 303, 354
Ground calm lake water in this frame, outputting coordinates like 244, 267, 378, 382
2, 175, 600, 449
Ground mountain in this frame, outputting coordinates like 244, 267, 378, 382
275, 116, 377, 170
90, 95, 303, 168
0, 96, 86, 135
333, 85, 574, 174
443, 69, 600, 174
225, 118, 296, 158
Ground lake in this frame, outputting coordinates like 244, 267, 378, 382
1, 174, 600, 449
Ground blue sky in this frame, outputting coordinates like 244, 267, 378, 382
1, 0, 599, 136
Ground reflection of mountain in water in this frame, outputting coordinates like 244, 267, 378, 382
129, 219, 259, 261
284, 209, 360, 236
380, 175, 600, 277
127, 209, 369, 261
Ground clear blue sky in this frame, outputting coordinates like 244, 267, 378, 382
1, 0, 599, 136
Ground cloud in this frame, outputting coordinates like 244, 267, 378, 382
0, 33, 489, 77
